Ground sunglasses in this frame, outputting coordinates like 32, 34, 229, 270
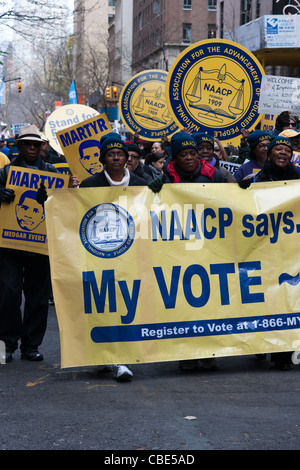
21, 140, 41, 147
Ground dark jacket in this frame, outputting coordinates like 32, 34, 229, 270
164, 158, 226, 184
133, 164, 153, 183
80, 170, 147, 187
254, 160, 300, 182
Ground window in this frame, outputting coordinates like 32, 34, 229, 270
240, 0, 251, 25
138, 12, 142, 31
208, 0, 217, 10
153, 0, 160, 16
208, 24, 216, 39
220, 1, 224, 38
256, 0, 261, 18
183, 23, 192, 43
183, 0, 192, 9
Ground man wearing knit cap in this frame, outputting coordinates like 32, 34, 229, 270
126, 142, 153, 183
233, 130, 272, 182
0, 125, 59, 363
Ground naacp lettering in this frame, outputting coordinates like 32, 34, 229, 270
150, 207, 297, 244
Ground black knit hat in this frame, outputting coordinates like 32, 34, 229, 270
99, 133, 129, 163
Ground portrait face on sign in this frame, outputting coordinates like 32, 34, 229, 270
79, 140, 103, 176
15, 190, 45, 231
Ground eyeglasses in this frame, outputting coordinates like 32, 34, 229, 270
106, 151, 126, 158
21, 140, 41, 147
290, 122, 297, 128
128, 153, 140, 159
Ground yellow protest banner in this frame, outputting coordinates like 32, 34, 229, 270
45, 182, 300, 368
55, 113, 112, 183
0, 166, 68, 254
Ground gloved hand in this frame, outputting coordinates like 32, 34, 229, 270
238, 179, 251, 189
0, 188, 15, 203
148, 174, 167, 193
36, 183, 48, 206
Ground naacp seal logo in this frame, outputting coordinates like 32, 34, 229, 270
80, 203, 135, 258
119, 69, 179, 141
166, 39, 264, 144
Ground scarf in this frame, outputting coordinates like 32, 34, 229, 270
104, 167, 130, 186
167, 158, 216, 183
261, 160, 300, 181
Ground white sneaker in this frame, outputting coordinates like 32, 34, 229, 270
114, 364, 133, 381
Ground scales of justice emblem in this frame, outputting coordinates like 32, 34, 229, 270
80, 203, 135, 258
185, 63, 247, 125
132, 85, 174, 128
88, 206, 128, 251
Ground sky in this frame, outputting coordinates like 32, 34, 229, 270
0, 0, 74, 45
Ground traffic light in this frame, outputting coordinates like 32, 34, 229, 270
17, 81, 21, 93
112, 86, 118, 98
106, 87, 112, 99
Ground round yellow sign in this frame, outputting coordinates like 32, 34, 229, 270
119, 70, 179, 141
166, 39, 264, 142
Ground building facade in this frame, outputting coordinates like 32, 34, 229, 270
132, 0, 217, 74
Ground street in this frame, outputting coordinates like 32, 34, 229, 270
1, 304, 300, 451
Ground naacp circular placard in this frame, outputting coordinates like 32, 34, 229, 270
119, 69, 179, 141
80, 203, 135, 258
166, 39, 264, 143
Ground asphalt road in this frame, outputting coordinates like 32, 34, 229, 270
1, 304, 300, 452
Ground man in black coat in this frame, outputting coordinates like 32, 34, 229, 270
0, 125, 58, 363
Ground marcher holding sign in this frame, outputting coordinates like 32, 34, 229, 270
238, 136, 299, 369
0, 125, 68, 363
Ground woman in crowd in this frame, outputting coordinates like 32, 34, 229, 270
193, 133, 236, 182
239, 135, 299, 370
143, 152, 165, 179
274, 111, 297, 135
80, 133, 146, 188
80, 133, 146, 381
148, 131, 225, 370
233, 130, 272, 182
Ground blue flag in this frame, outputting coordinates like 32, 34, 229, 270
0, 78, 4, 107
69, 80, 78, 104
